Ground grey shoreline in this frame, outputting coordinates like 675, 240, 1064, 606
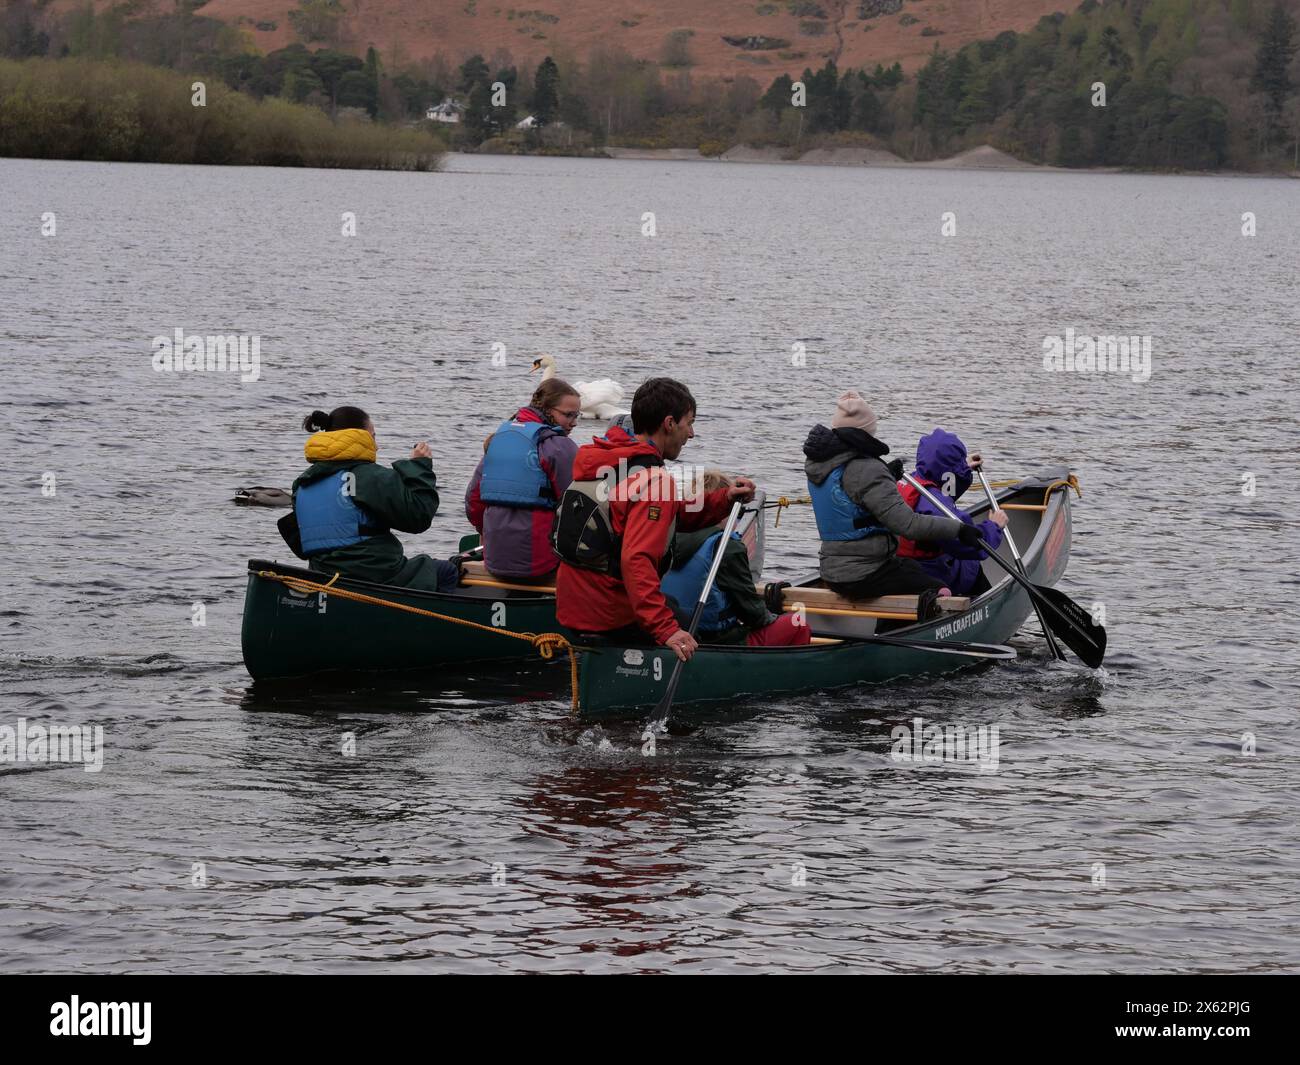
466, 142, 1296, 177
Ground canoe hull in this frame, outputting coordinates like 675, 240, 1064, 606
241, 562, 560, 681
575, 470, 1076, 718
240, 493, 768, 682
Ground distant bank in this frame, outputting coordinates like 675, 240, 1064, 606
604, 144, 1044, 169
595, 143, 1294, 177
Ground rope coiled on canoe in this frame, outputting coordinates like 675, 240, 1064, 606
976, 474, 1081, 503
254, 570, 580, 711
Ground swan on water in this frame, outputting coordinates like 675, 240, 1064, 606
530, 354, 630, 420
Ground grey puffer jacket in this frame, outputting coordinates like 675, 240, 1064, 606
803, 424, 962, 584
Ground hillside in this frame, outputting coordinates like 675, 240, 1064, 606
164, 0, 1071, 78
15, 0, 1299, 172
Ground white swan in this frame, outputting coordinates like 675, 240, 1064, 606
530, 353, 630, 420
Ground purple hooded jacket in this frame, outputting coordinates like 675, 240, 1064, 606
905, 429, 1004, 595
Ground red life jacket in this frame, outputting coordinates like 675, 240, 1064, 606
895, 478, 941, 560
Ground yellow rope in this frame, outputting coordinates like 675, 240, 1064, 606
256, 570, 580, 711
982, 474, 1081, 499
770, 494, 810, 528
1038, 474, 1082, 502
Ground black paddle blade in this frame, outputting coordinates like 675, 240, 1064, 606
1034, 585, 1107, 668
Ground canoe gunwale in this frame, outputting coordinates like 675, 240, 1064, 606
246, 558, 556, 604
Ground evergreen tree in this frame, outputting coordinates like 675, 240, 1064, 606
533, 56, 560, 126
337, 70, 374, 114
1252, 1, 1298, 142
460, 53, 489, 93
1099, 25, 1131, 71
493, 66, 519, 128
877, 62, 904, 89
311, 48, 363, 114
464, 78, 504, 142
361, 46, 381, 118
956, 65, 994, 129
761, 73, 794, 115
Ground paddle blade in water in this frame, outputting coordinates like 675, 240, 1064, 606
1036, 585, 1106, 667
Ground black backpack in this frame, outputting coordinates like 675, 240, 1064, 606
550, 453, 665, 576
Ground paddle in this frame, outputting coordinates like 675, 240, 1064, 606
646, 500, 744, 731
901, 474, 1106, 668
836, 634, 1017, 660
973, 466, 1065, 661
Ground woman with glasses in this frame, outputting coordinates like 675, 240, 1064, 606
464, 378, 582, 581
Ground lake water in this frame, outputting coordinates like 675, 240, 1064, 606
2, 153, 1297, 973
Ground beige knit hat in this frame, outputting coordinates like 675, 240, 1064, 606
831, 390, 879, 436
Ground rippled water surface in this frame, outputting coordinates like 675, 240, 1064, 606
2, 154, 1298, 973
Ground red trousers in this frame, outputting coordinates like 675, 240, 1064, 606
745, 614, 812, 647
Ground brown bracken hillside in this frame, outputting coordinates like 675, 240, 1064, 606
183, 0, 1072, 77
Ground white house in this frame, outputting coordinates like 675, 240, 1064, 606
515, 115, 537, 130
426, 99, 464, 124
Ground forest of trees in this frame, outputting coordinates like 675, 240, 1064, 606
1, 0, 1297, 170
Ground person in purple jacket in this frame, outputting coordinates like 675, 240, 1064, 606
896, 428, 1008, 596
465, 378, 581, 581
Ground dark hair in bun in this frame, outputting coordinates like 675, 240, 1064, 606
302, 406, 370, 433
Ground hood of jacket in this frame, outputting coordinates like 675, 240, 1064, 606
913, 428, 972, 496
304, 428, 376, 464
571, 425, 661, 481
802, 423, 890, 485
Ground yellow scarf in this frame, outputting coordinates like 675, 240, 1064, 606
304, 428, 377, 463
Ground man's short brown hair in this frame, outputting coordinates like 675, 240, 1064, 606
631, 377, 697, 434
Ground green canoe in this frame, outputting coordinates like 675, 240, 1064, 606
240, 492, 768, 681
574, 470, 1080, 718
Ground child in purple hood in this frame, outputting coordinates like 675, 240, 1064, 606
896, 429, 1008, 596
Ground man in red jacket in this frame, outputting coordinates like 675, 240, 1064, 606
556, 378, 755, 662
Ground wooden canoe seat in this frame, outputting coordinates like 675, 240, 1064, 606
754, 583, 969, 621
460, 560, 557, 593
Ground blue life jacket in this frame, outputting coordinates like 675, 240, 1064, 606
480, 419, 560, 509
295, 471, 386, 556
808, 465, 886, 541
661, 531, 741, 634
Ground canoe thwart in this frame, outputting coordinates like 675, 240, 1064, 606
760, 583, 970, 618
